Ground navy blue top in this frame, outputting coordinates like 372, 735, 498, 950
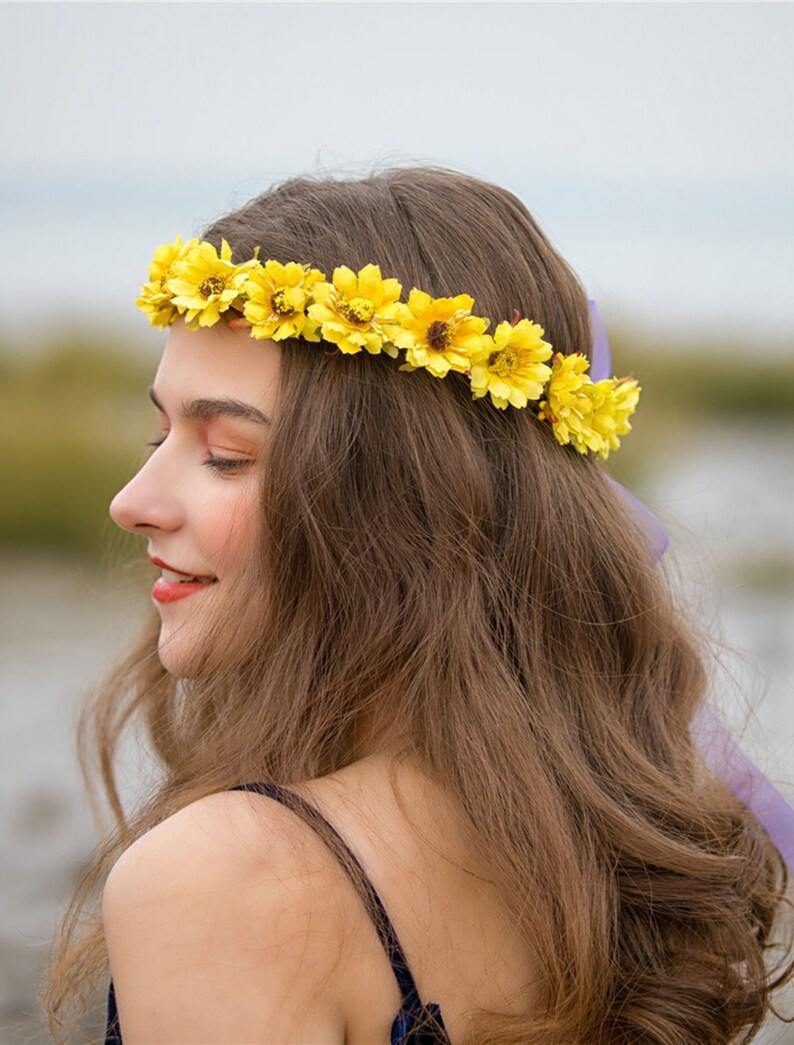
105, 781, 450, 1045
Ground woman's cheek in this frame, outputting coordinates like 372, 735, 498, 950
219, 484, 260, 556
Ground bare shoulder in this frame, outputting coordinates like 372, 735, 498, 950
104, 789, 312, 893
103, 790, 349, 1043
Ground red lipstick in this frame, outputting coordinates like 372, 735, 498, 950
149, 556, 218, 604
152, 578, 217, 604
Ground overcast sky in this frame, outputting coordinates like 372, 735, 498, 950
2, 2, 793, 347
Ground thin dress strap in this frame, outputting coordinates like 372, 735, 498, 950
230, 781, 426, 1016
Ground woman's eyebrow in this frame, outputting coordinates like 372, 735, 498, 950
148, 386, 271, 426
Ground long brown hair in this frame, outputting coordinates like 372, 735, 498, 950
43, 167, 792, 1042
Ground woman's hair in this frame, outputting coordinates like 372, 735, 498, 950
43, 167, 792, 1042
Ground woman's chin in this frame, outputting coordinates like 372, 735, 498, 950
157, 643, 196, 678
156, 623, 204, 678
157, 621, 237, 678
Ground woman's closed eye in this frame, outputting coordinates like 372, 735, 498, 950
145, 437, 254, 474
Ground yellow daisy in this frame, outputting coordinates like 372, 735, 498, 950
394, 290, 490, 378
468, 319, 553, 410
537, 352, 606, 455
242, 260, 325, 342
307, 265, 403, 356
584, 376, 641, 460
166, 239, 258, 330
136, 235, 199, 328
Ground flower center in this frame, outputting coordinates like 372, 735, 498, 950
426, 320, 452, 352
199, 275, 225, 299
488, 347, 519, 377
271, 288, 295, 316
338, 296, 375, 325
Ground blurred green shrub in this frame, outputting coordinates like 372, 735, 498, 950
602, 327, 794, 491
608, 327, 794, 418
1, 332, 156, 559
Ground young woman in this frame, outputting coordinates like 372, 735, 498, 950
44, 168, 792, 1043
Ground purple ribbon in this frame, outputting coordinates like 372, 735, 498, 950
692, 704, 794, 871
587, 297, 613, 384
589, 300, 794, 871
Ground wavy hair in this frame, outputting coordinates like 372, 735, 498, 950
43, 167, 792, 1042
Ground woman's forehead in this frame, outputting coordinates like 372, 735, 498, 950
156, 320, 280, 406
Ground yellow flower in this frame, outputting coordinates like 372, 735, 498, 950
468, 319, 553, 409
394, 290, 490, 378
584, 376, 641, 460
136, 235, 199, 328
537, 352, 606, 455
242, 260, 325, 342
307, 265, 403, 356
166, 239, 258, 330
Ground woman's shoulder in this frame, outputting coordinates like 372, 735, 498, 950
103, 752, 422, 889
105, 786, 324, 889
102, 788, 351, 1042
102, 783, 357, 946
102, 752, 415, 931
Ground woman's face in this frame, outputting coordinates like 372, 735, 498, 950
109, 317, 280, 676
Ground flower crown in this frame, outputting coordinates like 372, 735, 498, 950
136, 235, 640, 460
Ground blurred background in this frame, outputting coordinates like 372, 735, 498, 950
1, 3, 792, 1042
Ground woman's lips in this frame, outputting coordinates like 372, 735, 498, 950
149, 558, 219, 603
152, 577, 219, 604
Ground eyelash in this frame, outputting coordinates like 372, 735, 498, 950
145, 437, 252, 474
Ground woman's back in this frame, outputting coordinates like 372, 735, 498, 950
103, 752, 537, 1043
289, 752, 538, 1040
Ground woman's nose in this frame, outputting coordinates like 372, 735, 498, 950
109, 452, 183, 535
